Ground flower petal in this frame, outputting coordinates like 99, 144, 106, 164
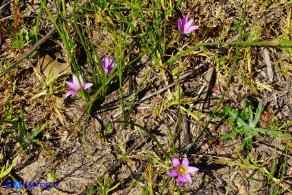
65, 89, 77, 97
182, 157, 189, 166
104, 68, 109, 74
177, 175, 185, 185
66, 81, 76, 90
109, 59, 115, 67
107, 60, 115, 74
183, 14, 189, 25
187, 166, 199, 173
78, 76, 85, 86
184, 173, 192, 184
185, 25, 199, 34
72, 75, 79, 86
169, 170, 178, 177
104, 56, 109, 68
184, 19, 194, 32
178, 19, 183, 30
83, 83, 93, 90
172, 158, 181, 167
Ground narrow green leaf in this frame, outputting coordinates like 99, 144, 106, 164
251, 102, 262, 128
255, 128, 291, 138
0, 158, 17, 179
228, 108, 247, 127
30, 121, 48, 139
248, 105, 254, 126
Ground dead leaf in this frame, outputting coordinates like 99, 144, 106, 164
35, 54, 71, 79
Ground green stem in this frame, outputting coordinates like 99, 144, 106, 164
166, 40, 292, 65
177, 78, 182, 159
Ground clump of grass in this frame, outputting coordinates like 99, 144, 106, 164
1, 110, 47, 151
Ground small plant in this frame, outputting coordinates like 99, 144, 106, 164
12, 27, 38, 49
0, 158, 18, 180
230, 19, 242, 31
8, 110, 47, 150
95, 174, 120, 195
219, 99, 291, 151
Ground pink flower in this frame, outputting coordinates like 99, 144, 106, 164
169, 156, 199, 186
102, 56, 115, 75
65, 75, 93, 97
178, 14, 199, 35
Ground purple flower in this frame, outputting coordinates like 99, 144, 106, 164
178, 14, 199, 35
169, 156, 199, 186
65, 75, 93, 97
102, 56, 115, 75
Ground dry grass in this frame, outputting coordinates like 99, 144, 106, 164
0, 0, 291, 194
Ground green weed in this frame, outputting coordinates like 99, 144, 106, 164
2, 110, 47, 150
12, 27, 38, 49
0, 158, 17, 180
95, 174, 120, 195
218, 99, 291, 151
